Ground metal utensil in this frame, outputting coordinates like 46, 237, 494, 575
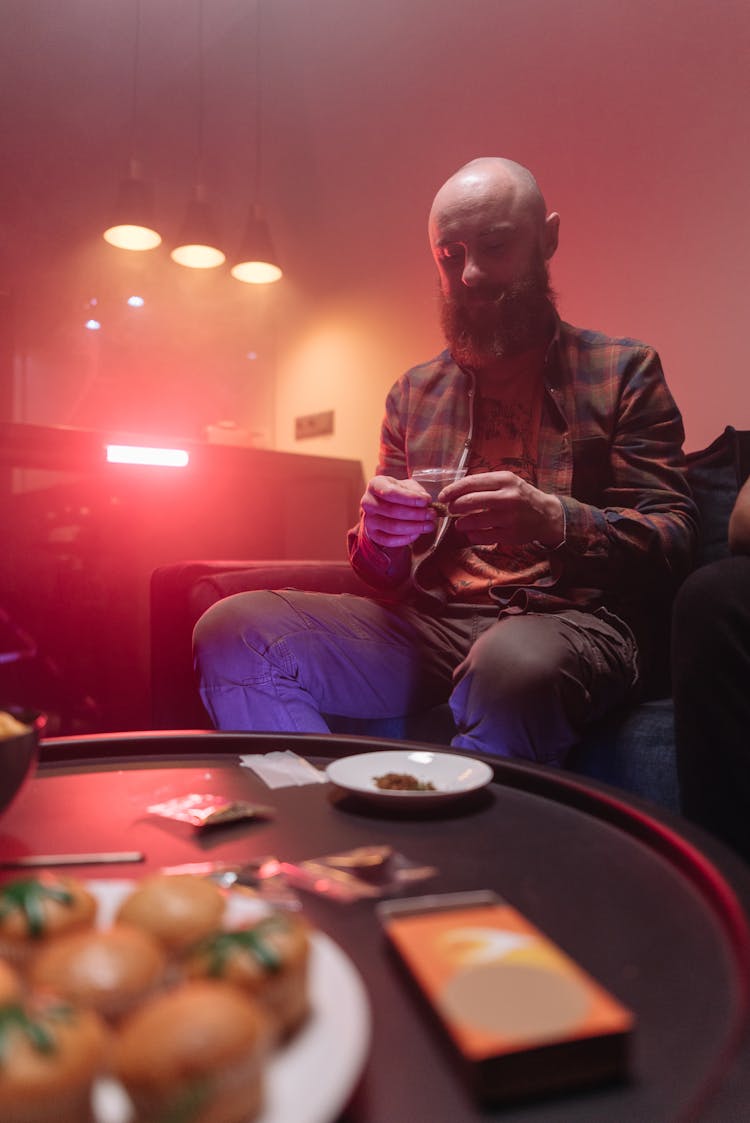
0, 851, 145, 868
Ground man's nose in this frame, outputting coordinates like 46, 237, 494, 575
461, 255, 485, 287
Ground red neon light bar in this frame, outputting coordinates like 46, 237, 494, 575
105, 444, 190, 468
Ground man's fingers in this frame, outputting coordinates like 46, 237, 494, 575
363, 498, 434, 523
363, 494, 438, 545
369, 479, 431, 506
440, 471, 517, 503
366, 512, 436, 537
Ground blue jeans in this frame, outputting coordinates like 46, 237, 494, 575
193, 591, 639, 765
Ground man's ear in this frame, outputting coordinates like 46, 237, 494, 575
543, 212, 560, 260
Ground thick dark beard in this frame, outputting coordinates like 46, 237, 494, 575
439, 258, 557, 367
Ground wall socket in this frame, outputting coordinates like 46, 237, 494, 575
295, 410, 334, 439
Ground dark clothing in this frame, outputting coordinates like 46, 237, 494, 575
673, 555, 750, 860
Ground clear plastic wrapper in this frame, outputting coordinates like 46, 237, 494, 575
163, 845, 436, 906
147, 793, 275, 828
276, 845, 438, 903
161, 857, 302, 911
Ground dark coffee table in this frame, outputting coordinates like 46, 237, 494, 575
3, 729, 750, 1122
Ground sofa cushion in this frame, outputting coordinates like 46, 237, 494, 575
189, 561, 367, 620
566, 699, 679, 809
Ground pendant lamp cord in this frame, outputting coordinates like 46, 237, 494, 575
129, 0, 142, 164
254, 0, 263, 203
197, 0, 206, 186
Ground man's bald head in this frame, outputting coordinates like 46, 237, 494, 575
429, 157, 548, 236
429, 157, 553, 250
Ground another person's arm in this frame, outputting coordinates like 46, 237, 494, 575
729, 477, 750, 555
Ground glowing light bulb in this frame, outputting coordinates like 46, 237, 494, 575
103, 224, 162, 251
170, 244, 226, 269
230, 260, 282, 284
127, 295, 145, 307
85, 319, 102, 331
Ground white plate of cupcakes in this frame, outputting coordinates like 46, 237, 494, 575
0, 871, 371, 1123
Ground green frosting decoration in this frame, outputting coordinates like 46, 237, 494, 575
197, 915, 289, 976
0, 878, 74, 938
0, 1002, 75, 1065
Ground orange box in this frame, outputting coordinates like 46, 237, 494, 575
378, 891, 634, 1103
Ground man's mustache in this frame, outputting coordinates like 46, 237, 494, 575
450, 288, 508, 308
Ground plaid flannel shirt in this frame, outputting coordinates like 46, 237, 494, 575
348, 319, 699, 655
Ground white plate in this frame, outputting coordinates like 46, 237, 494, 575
87, 880, 371, 1123
326, 749, 493, 807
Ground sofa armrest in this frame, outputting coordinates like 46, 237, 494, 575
150, 559, 368, 729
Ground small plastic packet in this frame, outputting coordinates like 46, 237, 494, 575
276, 844, 438, 903
147, 793, 275, 829
161, 857, 302, 912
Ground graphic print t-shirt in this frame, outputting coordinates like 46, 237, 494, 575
427, 348, 551, 603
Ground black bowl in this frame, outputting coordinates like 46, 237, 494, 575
0, 709, 46, 816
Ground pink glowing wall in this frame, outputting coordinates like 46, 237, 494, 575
269, 0, 750, 474
2, 0, 748, 478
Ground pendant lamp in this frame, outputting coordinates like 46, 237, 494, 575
171, 184, 225, 269
230, 203, 282, 284
170, 0, 225, 269
102, 2, 161, 251
230, 0, 282, 284
103, 158, 161, 251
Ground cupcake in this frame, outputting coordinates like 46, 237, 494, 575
0, 875, 97, 968
183, 912, 310, 1038
28, 923, 168, 1022
0, 993, 108, 1123
114, 980, 270, 1123
115, 874, 225, 954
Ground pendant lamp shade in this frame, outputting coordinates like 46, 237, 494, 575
170, 184, 226, 269
103, 159, 162, 251
230, 203, 282, 284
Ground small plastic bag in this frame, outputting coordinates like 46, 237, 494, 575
160, 857, 302, 912
276, 845, 438, 903
147, 793, 275, 829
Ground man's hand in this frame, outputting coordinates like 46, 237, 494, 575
361, 476, 438, 548
440, 471, 565, 548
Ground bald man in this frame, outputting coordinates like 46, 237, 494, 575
194, 157, 698, 765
